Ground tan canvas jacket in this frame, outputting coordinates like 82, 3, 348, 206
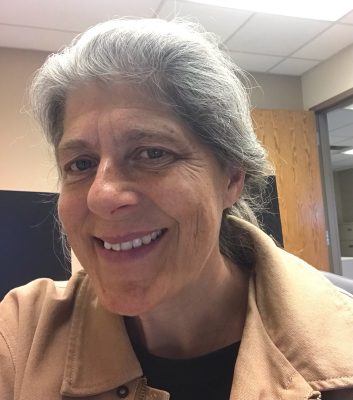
1, 219, 353, 400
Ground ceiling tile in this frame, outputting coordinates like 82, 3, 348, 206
329, 124, 353, 140
329, 131, 351, 146
329, 136, 348, 145
331, 153, 351, 162
293, 24, 353, 60
340, 10, 353, 24
335, 137, 353, 147
0, 0, 161, 32
0, 0, 352, 75
226, 13, 330, 56
0, 24, 77, 52
228, 51, 282, 73
327, 109, 353, 130
331, 156, 353, 171
157, 0, 252, 41
269, 58, 319, 76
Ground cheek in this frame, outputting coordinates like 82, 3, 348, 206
163, 180, 222, 246
57, 190, 87, 234
158, 172, 224, 226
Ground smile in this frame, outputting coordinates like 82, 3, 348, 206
103, 229, 163, 252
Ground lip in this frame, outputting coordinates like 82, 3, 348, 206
93, 228, 167, 263
96, 229, 164, 245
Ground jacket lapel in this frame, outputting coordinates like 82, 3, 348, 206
229, 218, 353, 398
231, 278, 319, 400
60, 273, 143, 396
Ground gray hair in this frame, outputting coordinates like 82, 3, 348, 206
30, 18, 272, 266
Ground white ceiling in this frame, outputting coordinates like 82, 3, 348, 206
2, 0, 353, 170
1, 0, 353, 76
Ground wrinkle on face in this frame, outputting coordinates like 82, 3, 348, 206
58, 81, 244, 318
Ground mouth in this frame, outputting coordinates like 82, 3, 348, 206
97, 229, 166, 252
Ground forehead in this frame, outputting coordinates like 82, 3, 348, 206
64, 81, 174, 125
59, 81, 206, 155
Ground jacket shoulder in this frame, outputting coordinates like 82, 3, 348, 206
0, 271, 87, 323
0, 271, 87, 367
0, 271, 88, 398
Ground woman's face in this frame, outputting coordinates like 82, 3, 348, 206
57, 82, 243, 316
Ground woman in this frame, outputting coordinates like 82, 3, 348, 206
1, 18, 352, 400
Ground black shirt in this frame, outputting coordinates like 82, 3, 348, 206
134, 342, 240, 400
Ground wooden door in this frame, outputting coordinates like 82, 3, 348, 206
252, 109, 330, 271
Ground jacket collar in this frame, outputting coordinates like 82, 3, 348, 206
231, 217, 353, 397
231, 277, 320, 399
60, 272, 143, 396
60, 218, 353, 397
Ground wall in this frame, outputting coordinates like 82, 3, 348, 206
0, 47, 57, 193
333, 171, 343, 224
335, 168, 353, 222
302, 44, 353, 110
250, 72, 303, 110
0, 48, 76, 274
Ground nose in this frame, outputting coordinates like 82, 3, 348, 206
87, 159, 140, 219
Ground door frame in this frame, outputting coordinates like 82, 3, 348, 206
316, 112, 341, 274
315, 95, 353, 275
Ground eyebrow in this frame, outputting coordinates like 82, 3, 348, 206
56, 139, 93, 159
57, 128, 186, 157
119, 129, 182, 146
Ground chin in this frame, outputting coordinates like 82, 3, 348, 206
97, 287, 159, 317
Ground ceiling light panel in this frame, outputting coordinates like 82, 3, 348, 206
185, 0, 353, 21
158, 0, 252, 41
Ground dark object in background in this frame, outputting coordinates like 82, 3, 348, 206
255, 176, 283, 247
0, 190, 71, 300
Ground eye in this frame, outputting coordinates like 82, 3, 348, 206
67, 158, 97, 172
139, 148, 167, 159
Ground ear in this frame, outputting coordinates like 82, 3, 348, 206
223, 167, 245, 209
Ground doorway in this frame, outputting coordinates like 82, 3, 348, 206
317, 97, 353, 278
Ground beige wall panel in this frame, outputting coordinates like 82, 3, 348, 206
0, 47, 58, 192
250, 72, 303, 110
253, 109, 330, 271
302, 44, 353, 110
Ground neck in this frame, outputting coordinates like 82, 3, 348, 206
126, 258, 250, 359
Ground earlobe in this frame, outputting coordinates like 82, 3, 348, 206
223, 168, 245, 209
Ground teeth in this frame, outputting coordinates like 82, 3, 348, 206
104, 242, 112, 250
112, 243, 121, 251
142, 235, 152, 245
103, 230, 162, 252
133, 238, 142, 248
121, 241, 132, 251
